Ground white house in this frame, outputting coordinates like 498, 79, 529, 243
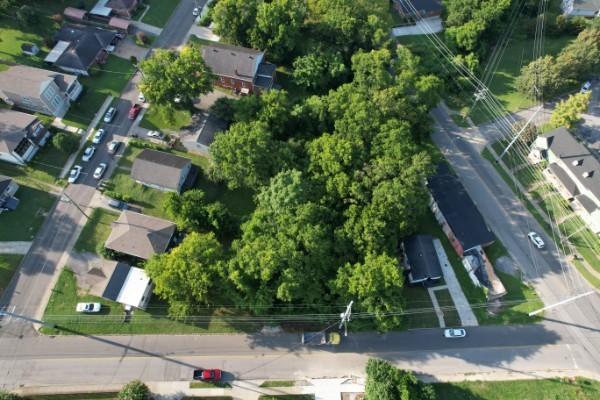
102, 263, 154, 310
561, 0, 600, 17
130, 149, 192, 193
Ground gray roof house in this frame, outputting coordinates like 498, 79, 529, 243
532, 127, 600, 234
182, 111, 228, 155
0, 65, 83, 117
401, 234, 443, 286
102, 262, 153, 310
0, 109, 51, 166
561, 0, 600, 17
105, 211, 176, 259
202, 43, 277, 95
45, 24, 114, 76
131, 149, 192, 193
0, 174, 20, 213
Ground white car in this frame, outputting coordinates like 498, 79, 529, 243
67, 165, 82, 183
193, 7, 199, 16
76, 302, 101, 313
93, 163, 107, 179
108, 140, 120, 154
138, 92, 145, 103
580, 81, 591, 94
82, 146, 96, 162
528, 231, 545, 249
104, 107, 116, 123
92, 129, 106, 144
147, 130, 164, 139
444, 328, 466, 338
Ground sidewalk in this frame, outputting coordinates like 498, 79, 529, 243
0, 241, 32, 255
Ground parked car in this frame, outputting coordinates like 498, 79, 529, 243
108, 199, 129, 210
147, 130, 164, 139
110, 37, 118, 46
528, 231, 545, 249
193, 369, 221, 381
92, 129, 106, 144
93, 163, 107, 179
193, 7, 200, 16
68, 165, 82, 183
444, 328, 466, 338
76, 302, 101, 313
129, 103, 142, 119
115, 32, 126, 40
82, 146, 95, 162
108, 140, 120, 154
138, 92, 146, 103
104, 107, 116, 123
580, 81, 591, 94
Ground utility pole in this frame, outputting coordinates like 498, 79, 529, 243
0, 308, 55, 328
63, 192, 90, 220
497, 105, 543, 162
528, 291, 594, 316
339, 301, 353, 337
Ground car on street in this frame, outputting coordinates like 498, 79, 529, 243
528, 231, 545, 249
93, 163, 107, 179
67, 165, 82, 183
129, 103, 142, 119
580, 81, 591, 94
82, 146, 95, 162
108, 198, 129, 210
193, 7, 200, 16
444, 328, 466, 338
76, 302, 101, 313
108, 140, 120, 154
104, 107, 116, 123
147, 130, 164, 140
92, 129, 106, 144
193, 369, 221, 381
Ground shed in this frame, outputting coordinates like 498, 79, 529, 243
102, 263, 154, 310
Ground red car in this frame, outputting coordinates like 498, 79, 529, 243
193, 369, 222, 381
128, 103, 142, 119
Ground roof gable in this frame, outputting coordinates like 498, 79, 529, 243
131, 149, 191, 190
403, 234, 443, 281
51, 24, 114, 71
0, 65, 77, 98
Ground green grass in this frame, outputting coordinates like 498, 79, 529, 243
389, 2, 406, 26
275, 66, 306, 101
484, 241, 508, 265
62, 57, 136, 130
0, 184, 57, 241
188, 35, 218, 48
514, 166, 546, 190
572, 259, 600, 289
490, 140, 528, 170
0, 254, 23, 297
450, 114, 471, 128
529, 184, 555, 202
260, 381, 295, 388
258, 397, 314, 400
182, 397, 233, 400
0, 14, 58, 69
538, 194, 573, 221
40, 267, 262, 335
138, 104, 193, 131
432, 377, 600, 400
26, 393, 117, 400
434, 289, 461, 327
560, 216, 600, 274
401, 283, 444, 329
73, 208, 120, 254
140, 0, 181, 28
189, 382, 232, 389
18, 0, 97, 15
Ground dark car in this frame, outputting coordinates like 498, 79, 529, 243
128, 104, 142, 119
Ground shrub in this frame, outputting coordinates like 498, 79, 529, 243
52, 132, 79, 154
136, 32, 148, 45
0, 392, 25, 400
118, 380, 150, 400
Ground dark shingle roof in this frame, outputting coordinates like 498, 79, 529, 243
548, 163, 579, 197
102, 262, 131, 301
0, 174, 11, 194
131, 149, 191, 191
52, 24, 114, 71
202, 43, 262, 79
403, 234, 443, 282
427, 163, 496, 251
196, 113, 227, 147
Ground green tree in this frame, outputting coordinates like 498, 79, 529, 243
351, 48, 394, 91
208, 97, 236, 125
52, 132, 79, 154
249, 0, 307, 63
138, 47, 215, 106
212, 0, 260, 46
118, 380, 150, 400
365, 359, 435, 400
257, 89, 292, 139
292, 50, 348, 92
163, 189, 208, 232
555, 28, 600, 82
0, 0, 14, 16
550, 92, 591, 131
516, 55, 567, 100
145, 232, 226, 315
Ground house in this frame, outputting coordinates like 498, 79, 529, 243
0, 65, 83, 117
393, 0, 445, 20
131, 149, 192, 193
105, 211, 176, 260
182, 111, 227, 155
201, 43, 277, 95
561, 0, 600, 17
44, 24, 115, 76
0, 175, 20, 213
21, 44, 39, 56
91, 0, 139, 19
0, 109, 51, 166
102, 263, 153, 310
400, 234, 443, 286
426, 163, 496, 256
531, 127, 600, 234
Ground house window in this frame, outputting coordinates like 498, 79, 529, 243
220, 77, 224, 82
23, 96, 31, 102
44, 86, 56, 100
51, 96, 62, 108
241, 82, 246, 88
230, 79, 234, 85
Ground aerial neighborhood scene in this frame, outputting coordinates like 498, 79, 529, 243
1, 0, 600, 399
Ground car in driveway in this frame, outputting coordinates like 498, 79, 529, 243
193, 369, 221, 381
138, 92, 145, 103
82, 146, 95, 162
108, 198, 129, 210
76, 302, 101, 313
104, 107, 116, 123
147, 130, 164, 140
580, 81, 592, 94
444, 328, 466, 338
92, 129, 106, 144
528, 231, 545, 249
68, 165, 82, 183
93, 163, 107, 179
108, 140, 120, 154
129, 104, 142, 119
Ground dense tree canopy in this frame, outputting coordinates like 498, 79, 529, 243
365, 359, 435, 400
212, 0, 260, 46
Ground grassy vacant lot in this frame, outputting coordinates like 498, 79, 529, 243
63, 57, 137, 130
0, 14, 57, 69
40, 267, 262, 335
73, 208, 120, 254
433, 377, 600, 400
138, 105, 193, 131
0, 254, 23, 297
0, 184, 57, 241
140, 0, 181, 27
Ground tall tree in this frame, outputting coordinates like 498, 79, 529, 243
516, 55, 567, 100
163, 189, 208, 232
550, 92, 591, 131
292, 50, 348, 93
365, 359, 435, 400
212, 0, 260, 46
555, 28, 600, 82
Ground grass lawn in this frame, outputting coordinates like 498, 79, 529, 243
514, 165, 546, 190
0, 14, 57, 69
538, 194, 573, 221
73, 208, 120, 254
140, 0, 181, 28
62, 57, 137, 130
432, 377, 600, 400
18, 0, 97, 15
40, 267, 262, 335
138, 104, 193, 131
0, 254, 23, 297
189, 382, 232, 389
450, 114, 470, 128
27, 393, 117, 400
275, 66, 307, 102
260, 381, 295, 388
490, 140, 528, 170
560, 216, 600, 274
0, 184, 57, 241
401, 283, 445, 329
188, 35, 218, 48
434, 289, 461, 327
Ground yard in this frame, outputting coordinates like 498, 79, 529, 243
139, 0, 181, 28
0, 254, 23, 298
138, 105, 194, 131
0, 184, 57, 241
73, 208, 120, 255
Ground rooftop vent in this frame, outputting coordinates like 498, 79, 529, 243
583, 171, 592, 178
573, 159, 582, 166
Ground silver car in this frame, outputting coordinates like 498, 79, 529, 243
104, 107, 116, 123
